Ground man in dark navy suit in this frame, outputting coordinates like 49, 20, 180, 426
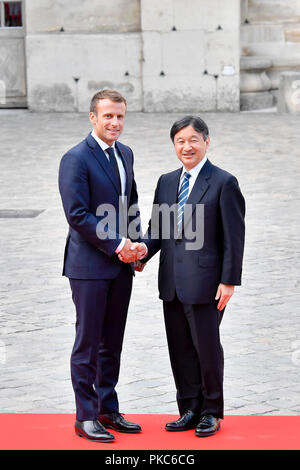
136, 116, 245, 437
59, 90, 146, 442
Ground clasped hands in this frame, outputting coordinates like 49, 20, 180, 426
118, 239, 147, 265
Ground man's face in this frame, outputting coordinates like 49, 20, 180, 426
89, 98, 126, 145
173, 125, 210, 170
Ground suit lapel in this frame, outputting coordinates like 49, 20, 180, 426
187, 160, 211, 205
115, 141, 132, 198
183, 159, 212, 226
165, 168, 182, 238
86, 133, 120, 194
167, 159, 212, 240
167, 168, 182, 205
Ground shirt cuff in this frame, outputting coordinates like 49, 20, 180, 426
115, 237, 126, 254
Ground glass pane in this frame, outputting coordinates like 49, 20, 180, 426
4, 2, 22, 27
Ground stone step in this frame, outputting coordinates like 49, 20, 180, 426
240, 91, 274, 111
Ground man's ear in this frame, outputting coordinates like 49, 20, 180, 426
89, 112, 97, 125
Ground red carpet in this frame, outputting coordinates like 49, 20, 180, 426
0, 414, 299, 450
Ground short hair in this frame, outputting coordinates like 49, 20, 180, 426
90, 89, 127, 114
170, 116, 209, 142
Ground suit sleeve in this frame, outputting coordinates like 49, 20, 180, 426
58, 151, 121, 257
219, 176, 245, 285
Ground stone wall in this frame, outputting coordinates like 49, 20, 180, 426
26, 33, 143, 112
141, 0, 240, 112
25, 0, 142, 111
25, 0, 240, 112
25, 0, 141, 33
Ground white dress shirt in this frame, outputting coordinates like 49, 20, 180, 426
91, 130, 126, 252
179, 156, 207, 196
91, 130, 126, 201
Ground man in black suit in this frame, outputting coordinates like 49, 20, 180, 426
59, 90, 146, 442
135, 116, 245, 437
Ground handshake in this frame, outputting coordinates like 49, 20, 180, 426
118, 239, 147, 271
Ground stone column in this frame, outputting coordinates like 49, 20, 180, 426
240, 56, 273, 110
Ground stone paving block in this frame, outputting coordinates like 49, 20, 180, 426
228, 403, 279, 415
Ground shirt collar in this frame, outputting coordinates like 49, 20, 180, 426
91, 130, 116, 152
181, 156, 207, 179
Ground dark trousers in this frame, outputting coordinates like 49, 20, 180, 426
69, 264, 132, 421
163, 294, 224, 419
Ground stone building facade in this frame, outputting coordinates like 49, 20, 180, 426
241, 0, 300, 110
0, 0, 299, 112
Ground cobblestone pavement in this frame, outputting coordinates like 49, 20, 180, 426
0, 109, 299, 417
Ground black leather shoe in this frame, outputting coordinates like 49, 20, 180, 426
98, 412, 142, 433
195, 415, 221, 437
165, 410, 200, 432
75, 420, 115, 442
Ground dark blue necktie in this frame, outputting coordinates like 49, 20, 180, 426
106, 147, 121, 193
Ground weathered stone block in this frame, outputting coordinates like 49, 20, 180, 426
25, 0, 141, 33
141, 1, 240, 112
242, 43, 300, 68
141, 0, 240, 32
142, 30, 205, 77
26, 34, 143, 112
217, 74, 240, 111
284, 25, 300, 43
161, 30, 205, 76
240, 91, 274, 110
240, 56, 272, 71
240, 57, 272, 94
240, 0, 248, 23
240, 70, 272, 92
278, 71, 300, 114
241, 24, 284, 44
141, 32, 162, 77
143, 75, 216, 112
247, 0, 300, 24
172, 0, 240, 31
141, 0, 173, 32
270, 89, 279, 105
205, 30, 240, 76
0, 38, 26, 105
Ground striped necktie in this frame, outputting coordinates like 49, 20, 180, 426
177, 172, 191, 231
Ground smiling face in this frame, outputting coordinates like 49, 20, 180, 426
173, 125, 210, 171
89, 98, 126, 145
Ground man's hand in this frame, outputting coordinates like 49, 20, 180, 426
118, 240, 147, 263
215, 283, 235, 311
134, 260, 146, 272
